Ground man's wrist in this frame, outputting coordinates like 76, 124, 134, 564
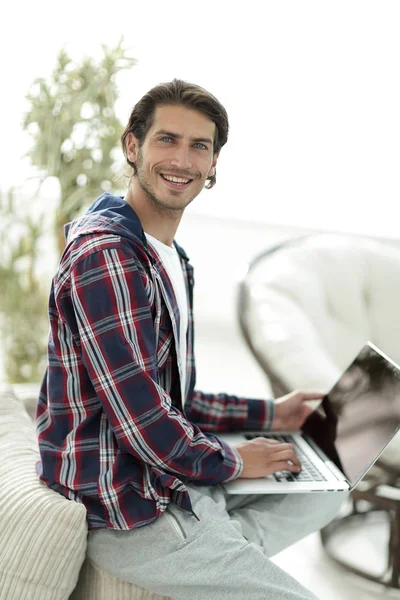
262, 399, 275, 430
271, 402, 285, 430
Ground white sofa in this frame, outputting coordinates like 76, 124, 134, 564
0, 384, 168, 600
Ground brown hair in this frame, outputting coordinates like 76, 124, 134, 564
121, 79, 229, 189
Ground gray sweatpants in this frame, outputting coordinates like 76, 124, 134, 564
87, 484, 348, 600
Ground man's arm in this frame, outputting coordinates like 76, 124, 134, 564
65, 244, 242, 484
184, 390, 275, 432
184, 388, 324, 433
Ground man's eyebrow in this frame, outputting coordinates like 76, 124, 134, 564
153, 130, 213, 145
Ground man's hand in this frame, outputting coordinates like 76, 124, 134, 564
272, 390, 325, 431
236, 437, 301, 479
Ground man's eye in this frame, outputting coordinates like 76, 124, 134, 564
160, 136, 173, 143
194, 143, 207, 150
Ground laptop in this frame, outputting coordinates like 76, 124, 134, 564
219, 342, 400, 494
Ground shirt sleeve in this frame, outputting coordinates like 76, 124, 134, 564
184, 391, 275, 432
66, 245, 242, 484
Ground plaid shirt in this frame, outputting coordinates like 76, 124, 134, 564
36, 193, 274, 530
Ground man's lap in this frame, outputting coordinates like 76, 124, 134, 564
86, 484, 346, 599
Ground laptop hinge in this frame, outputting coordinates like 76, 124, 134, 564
324, 459, 348, 482
303, 434, 330, 462
303, 435, 346, 482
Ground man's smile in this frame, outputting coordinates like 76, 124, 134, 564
160, 173, 194, 190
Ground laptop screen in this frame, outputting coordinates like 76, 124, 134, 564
316, 343, 400, 488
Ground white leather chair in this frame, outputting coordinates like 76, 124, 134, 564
237, 232, 400, 588
239, 233, 400, 401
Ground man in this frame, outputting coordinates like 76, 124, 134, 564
37, 79, 345, 599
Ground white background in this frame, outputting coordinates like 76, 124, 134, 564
1, 0, 400, 237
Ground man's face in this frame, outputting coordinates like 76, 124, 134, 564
127, 104, 218, 212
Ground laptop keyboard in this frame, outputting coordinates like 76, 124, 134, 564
244, 433, 327, 482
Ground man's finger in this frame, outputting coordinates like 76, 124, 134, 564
302, 404, 314, 416
296, 391, 326, 400
263, 440, 296, 451
254, 437, 281, 445
270, 461, 302, 474
268, 450, 301, 468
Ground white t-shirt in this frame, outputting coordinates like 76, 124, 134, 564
145, 233, 188, 405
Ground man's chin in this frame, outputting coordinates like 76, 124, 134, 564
140, 180, 198, 212
153, 194, 195, 212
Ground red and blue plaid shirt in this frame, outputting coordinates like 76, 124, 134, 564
36, 194, 274, 530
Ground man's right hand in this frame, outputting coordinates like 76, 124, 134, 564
235, 437, 301, 479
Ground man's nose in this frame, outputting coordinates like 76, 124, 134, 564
170, 145, 192, 170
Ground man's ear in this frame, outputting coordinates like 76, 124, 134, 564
209, 153, 219, 178
127, 133, 139, 163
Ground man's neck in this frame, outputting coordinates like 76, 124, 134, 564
125, 186, 183, 246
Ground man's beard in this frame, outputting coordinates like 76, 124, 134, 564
135, 150, 200, 213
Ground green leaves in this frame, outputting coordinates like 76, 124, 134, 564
0, 39, 136, 382
0, 188, 49, 383
24, 36, 136, 252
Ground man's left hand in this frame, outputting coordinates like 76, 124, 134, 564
272, 390, 326, 431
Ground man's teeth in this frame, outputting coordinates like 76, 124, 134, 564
163, 175, 190, 184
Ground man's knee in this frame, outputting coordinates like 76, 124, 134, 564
311, 490, 349, 529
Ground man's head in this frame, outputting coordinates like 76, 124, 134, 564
121, 79, 229, 213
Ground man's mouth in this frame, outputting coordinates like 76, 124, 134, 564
160, 173, 193, 189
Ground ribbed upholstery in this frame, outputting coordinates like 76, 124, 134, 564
0, 385, 171, 599
0, 387, 87, 600
71, 558, 169, 600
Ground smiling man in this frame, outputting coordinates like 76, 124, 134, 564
36, 80, 344, 600
126, 105, 216, 214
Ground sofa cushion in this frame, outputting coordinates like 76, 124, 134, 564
0, 386, 87, 600
1, 385, 172, 600
70, 558, 169, 600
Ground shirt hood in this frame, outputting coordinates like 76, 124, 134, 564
63, 192, 189, 261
